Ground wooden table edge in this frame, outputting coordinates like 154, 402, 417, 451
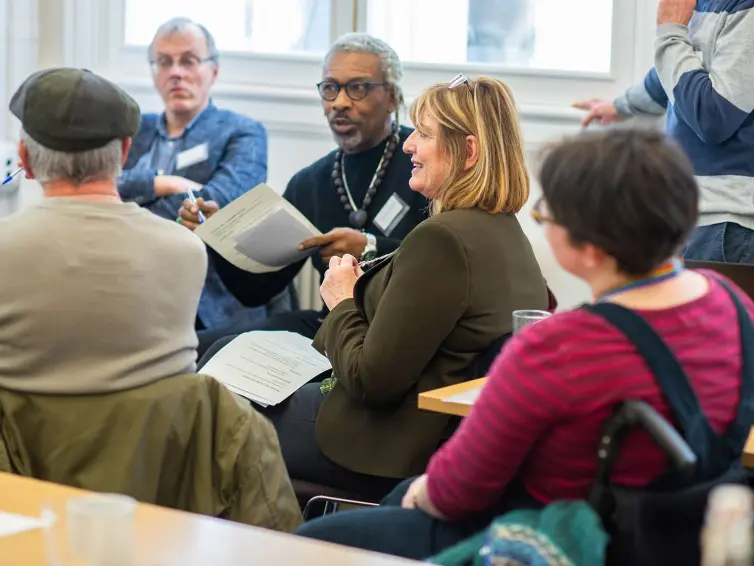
417, 378, 487, 418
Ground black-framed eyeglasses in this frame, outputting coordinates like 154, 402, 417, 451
531, 196, 554, 225
317, 80, 386, 102
150, 55, 215, 73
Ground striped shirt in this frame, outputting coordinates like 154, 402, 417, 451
425, 273, 754, 521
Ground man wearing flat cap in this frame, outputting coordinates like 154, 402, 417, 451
0, 67, 207, 395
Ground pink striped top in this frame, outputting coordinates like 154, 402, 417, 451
425, 273, 753, 521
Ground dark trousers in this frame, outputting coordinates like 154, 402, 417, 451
197, 309, 323, 366
294, 477, 543, 560
684, 222, 754, 264
261, 382, 400, 498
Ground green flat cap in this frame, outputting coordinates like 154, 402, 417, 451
10, 68, 140, 152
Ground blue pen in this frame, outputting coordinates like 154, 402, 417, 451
1, 167, 23, 186
186, 188, 206, 224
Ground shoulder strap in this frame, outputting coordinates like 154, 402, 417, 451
583, 303, 714, 440
704, 276, 754, 448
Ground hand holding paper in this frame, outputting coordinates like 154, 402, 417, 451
195, 183, 322, 273
298, 227, 368, 262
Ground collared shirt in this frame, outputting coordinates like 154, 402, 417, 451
133, 107, 207, 180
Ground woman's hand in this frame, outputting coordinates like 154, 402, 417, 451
320, 254, 364, 310
401, 474, 447, 519
177, 197, 219, 231
401, 474, 428, 509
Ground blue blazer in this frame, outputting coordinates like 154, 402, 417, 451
119, 103, 267, 219
118, 103, 271, 330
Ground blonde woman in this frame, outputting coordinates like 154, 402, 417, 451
260, 74, 550, 497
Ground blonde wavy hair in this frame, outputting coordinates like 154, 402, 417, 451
410, 76, 529, 216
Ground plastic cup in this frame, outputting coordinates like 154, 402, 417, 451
66, 494, 136, 566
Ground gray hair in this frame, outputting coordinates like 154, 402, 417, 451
325, 33, 404, 108
148, 17, 219, 63
20, 129, 123, 185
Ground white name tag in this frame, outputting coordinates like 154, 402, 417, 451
373, 193, 410, 236
175, 143, 209, 170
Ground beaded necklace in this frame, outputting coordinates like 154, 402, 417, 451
332, 123, 399, 229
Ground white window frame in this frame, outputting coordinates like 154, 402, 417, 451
36, 0, 657, 144
68, 0, 652, 96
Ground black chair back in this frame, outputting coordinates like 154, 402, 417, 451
589, 401, 749, 566
467, 333, 511, 378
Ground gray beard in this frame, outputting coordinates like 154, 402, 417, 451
333, 130, 364, 154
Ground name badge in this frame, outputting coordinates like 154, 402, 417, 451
176, 143, 209, 170
373, 193, 410, 236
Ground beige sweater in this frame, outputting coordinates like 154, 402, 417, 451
0, 198, 207, 394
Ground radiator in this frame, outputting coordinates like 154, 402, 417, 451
293, 259, 323, 311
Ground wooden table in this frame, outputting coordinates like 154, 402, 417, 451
0, 473, 417, 566
417, 378, 487, 417
418, 380, 754, 470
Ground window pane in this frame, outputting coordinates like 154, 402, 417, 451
124, 0, 331, 54
366, 0, 613, 73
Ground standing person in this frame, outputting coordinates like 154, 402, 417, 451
574, 0, 754, 264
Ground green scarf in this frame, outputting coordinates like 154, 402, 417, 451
429, 501, 607, 566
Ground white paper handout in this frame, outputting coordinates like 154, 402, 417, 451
195, 183, 322, 273
445, 385, 484, 406
0, 510, 45, 538
200, 331, 332, 407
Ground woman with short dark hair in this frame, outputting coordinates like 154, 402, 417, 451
295, 128, 754, 560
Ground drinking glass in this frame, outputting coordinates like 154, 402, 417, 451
512, 309, 551, 333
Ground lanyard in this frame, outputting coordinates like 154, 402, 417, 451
598, 258, 685, 302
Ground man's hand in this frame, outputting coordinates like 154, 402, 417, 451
299, 227, 368, 263
657, 0, 695, 26
319, 255, 364, 310
573, 99, 624, 128
154, 175, 203, 198
177, 197, 219, 231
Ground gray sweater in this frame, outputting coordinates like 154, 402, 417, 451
0, 197, 207, 394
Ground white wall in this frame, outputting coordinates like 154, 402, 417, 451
0, 0, 659, 310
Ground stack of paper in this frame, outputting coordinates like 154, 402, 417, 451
199, 331, 332, 407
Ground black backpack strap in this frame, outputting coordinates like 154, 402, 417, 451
583, 303, 714, 442
704, 276, 754, 449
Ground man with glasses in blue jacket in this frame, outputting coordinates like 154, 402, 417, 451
118, 17, 291, 343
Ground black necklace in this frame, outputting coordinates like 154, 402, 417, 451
332, 124, 399, 229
